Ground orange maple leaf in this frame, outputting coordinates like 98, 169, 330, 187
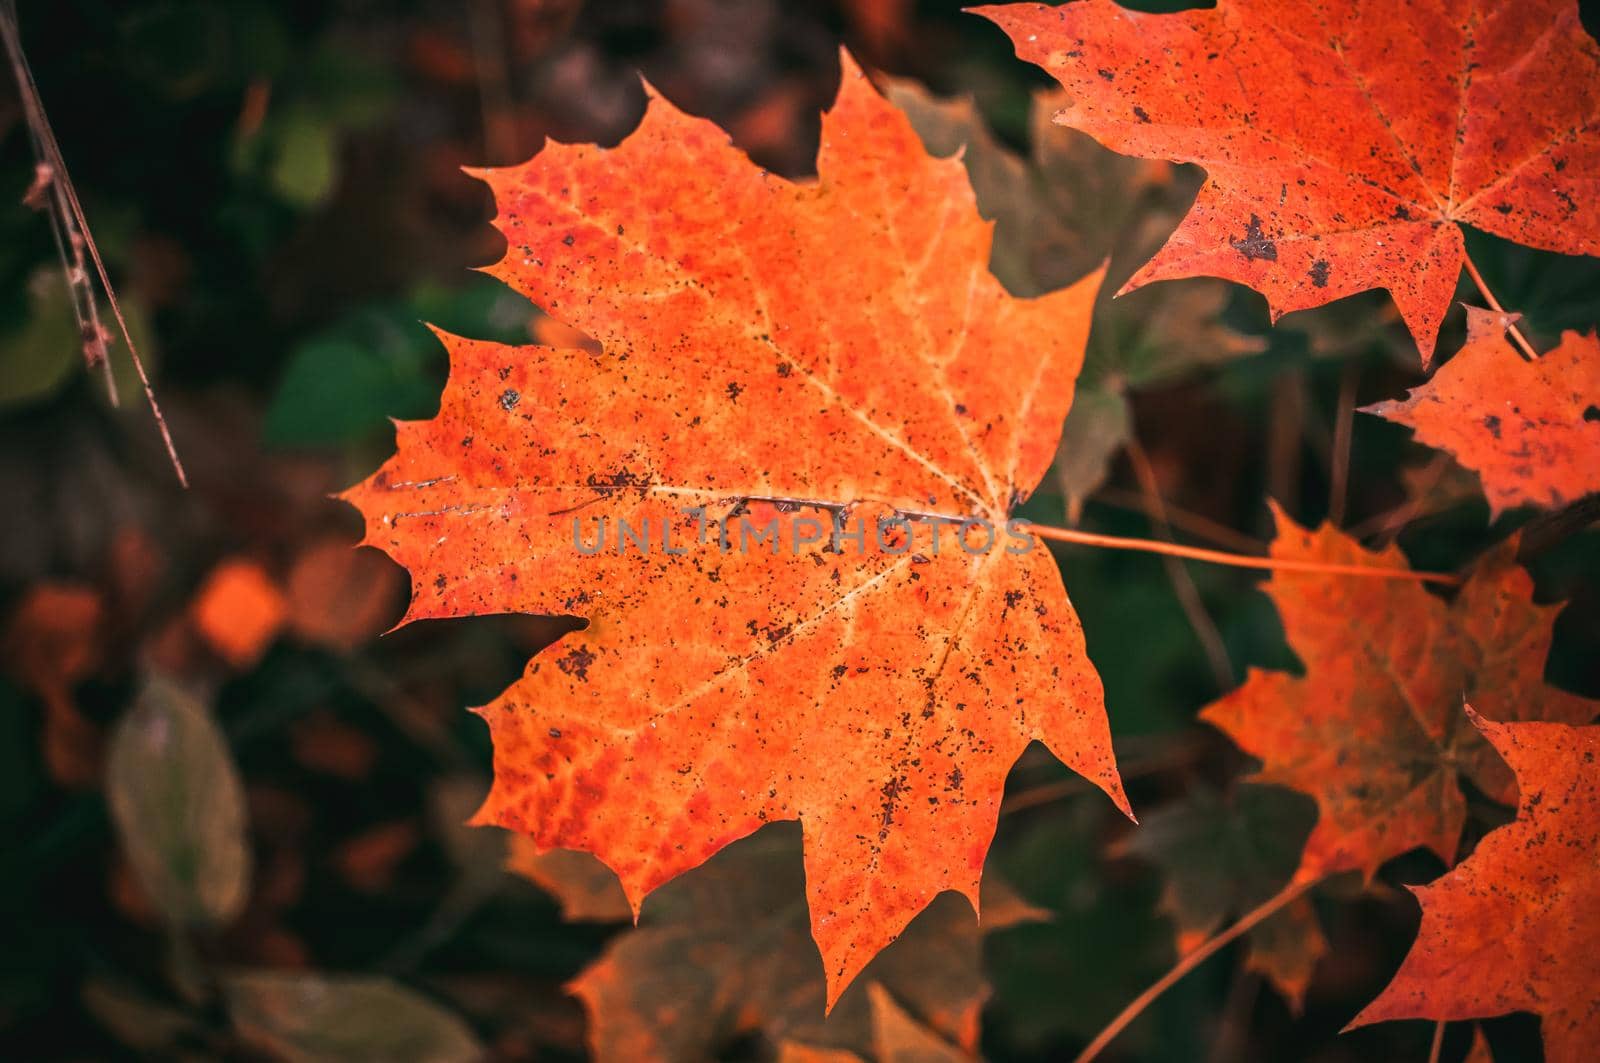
1349, 711, 1600, 1063
1201, 506, 1597, 882
343, 54, 1120, 1004
976, 0, 1600, 362
1365, 308, 1600, 516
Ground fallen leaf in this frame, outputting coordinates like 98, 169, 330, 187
1051, 387, 1129, 523
1114, 783, 1326, 1010
978, 0, 1600, 361
886, 80, 1262, 520
1365, 308, 1600, 516
1349, 712, 1600, 1063
1201, 507, 1597, 881
867, 983, 973, 1063
225, 971, 482, 1063
106, 676, 251, 927
506, 838, 632, 922
882, 81, 1132, 296
191, 558, 288, 669
568, 824, 1038, 1062
344, 53, 1123, 1002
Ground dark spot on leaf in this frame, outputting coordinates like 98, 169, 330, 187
500, 389, 520, 410
1310, 259, 1331, 287
1230, 214, 1278, 261
1584, 405, 1600, 423
878, 776, 903, 840
557, 645, 597, 681
1484, 414, 1502, 438
1133, 105, 1150, 123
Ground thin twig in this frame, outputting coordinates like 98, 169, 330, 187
1023, 522, 1461, 586
1124, 432, 1234, 689
1461, 252, 1537, 360
1073, 877, 1318, 1063
1329, 360, 1359, 527
1, 1, 187, 484
1428, 1021, 1446, 1063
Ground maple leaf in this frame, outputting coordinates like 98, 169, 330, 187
1349, 712, 1600, 1063
1113, 783, 1326, 1010
977, 0, 1600, 362
343, 54, 1122, 1004
1365, 308, 1600, 516
1200, 506, 1597, 881
550, 824, 1042, 1061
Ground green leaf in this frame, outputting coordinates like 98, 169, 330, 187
265, 337, 408, 447
225, 972, 482, 1063
106, 677, 250, 928
265, 281, 533, 449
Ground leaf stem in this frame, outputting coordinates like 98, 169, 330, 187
1072, 877, 1318, 1063
1021, 523, 1461, 586
1428, 1021, 1446, 1063
1461, 253, 1537, 361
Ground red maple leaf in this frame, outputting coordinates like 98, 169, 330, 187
977, 0, 1600, 361
1201, 507, 1597, 882
1366, 308, 1600, 516
1350, 711, 1600, 1063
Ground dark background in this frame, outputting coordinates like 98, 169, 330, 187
2, 1, 1597, 1060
